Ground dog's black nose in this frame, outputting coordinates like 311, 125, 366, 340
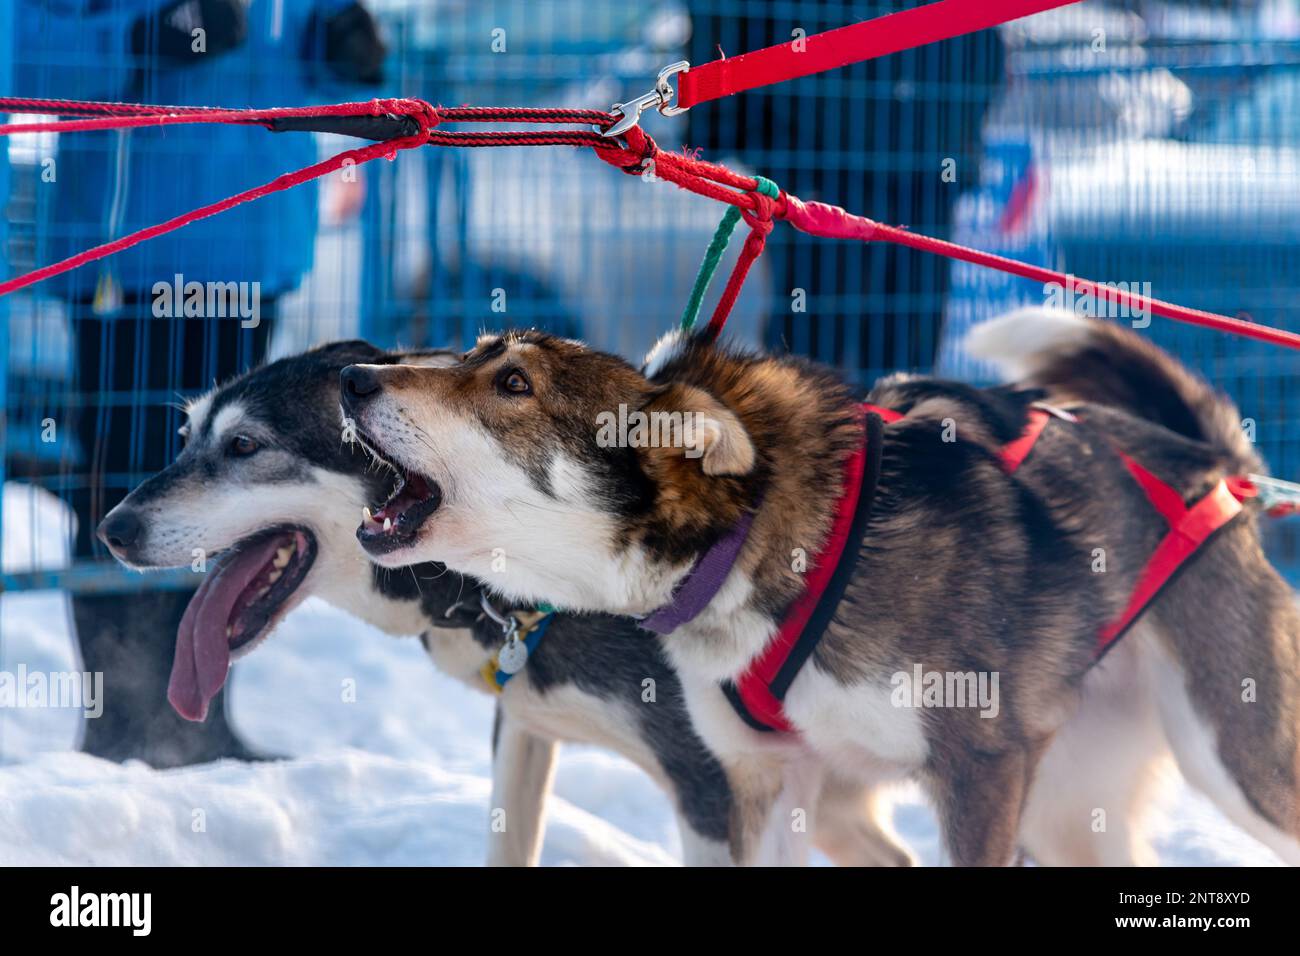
341, 365, 382, 411
98, 509, 143, 554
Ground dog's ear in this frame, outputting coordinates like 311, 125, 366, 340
644, 383, 755, 477
388, 348, 460, 369
311, 339, 385, 365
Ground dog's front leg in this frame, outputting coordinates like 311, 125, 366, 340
731, 756, 823, 866
757, 755, 826, 866
814, 773, 916, 867
928, 741, 1048, 867
486, 705, 559, 867
724, 760, 789, 865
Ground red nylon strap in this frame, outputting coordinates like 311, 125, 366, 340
1116, 452, 1189, 527
733, 405, 881, 730
732, 403, 899, 732
1001, 412, 1245, 657
731, 398, 1248, 731
1000, 408, 1050, 473
865, 403, 904, 424
676, 0, 1081, 109
1003, 409, 1246, 659
1096, 479, 1243, 654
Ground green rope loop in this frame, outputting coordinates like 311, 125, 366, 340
679, 175, 779, 332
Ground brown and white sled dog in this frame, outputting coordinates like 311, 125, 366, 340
340, 309, 1300, 866
96, 339, 913, 867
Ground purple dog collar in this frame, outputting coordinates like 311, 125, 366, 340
639, 504, 759, 635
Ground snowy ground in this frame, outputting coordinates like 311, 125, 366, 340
0, 483, 1287, 866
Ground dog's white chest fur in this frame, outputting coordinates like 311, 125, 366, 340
782, 666, 930, 774
419, 627, 496, 688
668, 606, 930, 774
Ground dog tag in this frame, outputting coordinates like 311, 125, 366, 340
497, 636, 529, 675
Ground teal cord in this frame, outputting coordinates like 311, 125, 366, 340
678, 175, 779, 332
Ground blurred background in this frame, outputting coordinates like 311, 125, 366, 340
1, 0, 1298, 764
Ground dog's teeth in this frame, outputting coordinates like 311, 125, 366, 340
257, 586, 270, 598
383, 517, 393, 532
363, 506, 373, 523
273, 546, 292, 569
268, 569, 283, 584
226, 626, 233, 638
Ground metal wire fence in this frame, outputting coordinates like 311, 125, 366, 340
2, 0, 1298, 594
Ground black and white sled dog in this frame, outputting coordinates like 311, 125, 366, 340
97, 340, 913, 867
338, 309, 1300, 866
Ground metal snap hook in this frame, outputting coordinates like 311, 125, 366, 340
602, 60, 690, 137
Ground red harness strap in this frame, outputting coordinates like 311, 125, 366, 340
1001, 403, 1089, 472
1095, 460, 1245, 656
723, 402, 1248, 734
726, 404, 900, 733
1007, 410, 1247, 656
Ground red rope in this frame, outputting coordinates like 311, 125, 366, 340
426, 130, 609, 148
0, 97, 437, 135
704, 195, 776, 340
586, 135, 1300, 350
0, 99, 615, 297
0, 100, 439, 298
437, 106, 615, 125
778, 197, 1300, 350
1, 92, 1296, 351
0, 96, 233, 117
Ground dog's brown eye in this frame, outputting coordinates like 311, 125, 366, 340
229, 434, 259, 457
499, 369, 532, 396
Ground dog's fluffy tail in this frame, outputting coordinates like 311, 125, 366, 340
967, 307, 1261, 472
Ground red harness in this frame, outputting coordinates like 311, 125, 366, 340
724, 403, 1250, 734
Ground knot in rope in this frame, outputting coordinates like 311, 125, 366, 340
740, 179, 778, 238
393, 98, 441, 139
594, 125, 659, 176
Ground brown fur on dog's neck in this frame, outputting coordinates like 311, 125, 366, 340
640, 333, 865, 620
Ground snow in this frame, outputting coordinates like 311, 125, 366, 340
0, 483, 1288, 865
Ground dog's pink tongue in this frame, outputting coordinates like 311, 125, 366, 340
167, 536, 282, 721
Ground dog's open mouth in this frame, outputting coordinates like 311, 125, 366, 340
357, 465, 443, 556
168, 527, 317, 722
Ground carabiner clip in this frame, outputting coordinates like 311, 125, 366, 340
602, 61, 690, 138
